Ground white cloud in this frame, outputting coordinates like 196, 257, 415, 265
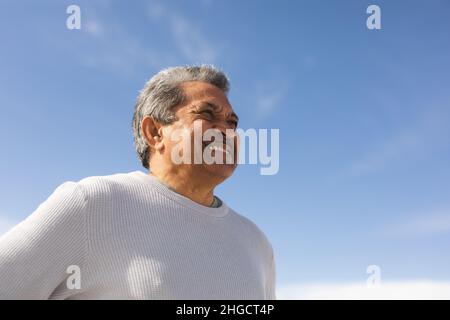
277, 281, 450, 300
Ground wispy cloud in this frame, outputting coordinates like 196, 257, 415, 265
84, 19, 104, 37
147, 1, 218, 63
277, 280, 450, 299
382, 210, 450, 238
169, 15, 217, 63
76, 1, 219, 74
79, 16, 169, 75
255, 89, 286, 119
348, 104, 450, 176
301, 55, 318, 69
251, 78, 289, 119
62, 2, 177, 76
349, 130, 422, 176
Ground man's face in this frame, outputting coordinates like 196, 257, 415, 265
161, 81, 239, 182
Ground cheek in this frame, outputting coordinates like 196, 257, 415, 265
164, 122, 197, 151
164, 119, 214, 154
162, 124, 188, 151
188, 120, 213, 142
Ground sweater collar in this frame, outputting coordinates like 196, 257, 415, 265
132, 171, 229, 218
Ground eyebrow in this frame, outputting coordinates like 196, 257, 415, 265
200, 102, 239, 122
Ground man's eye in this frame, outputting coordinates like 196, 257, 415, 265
201, 110, 214, 117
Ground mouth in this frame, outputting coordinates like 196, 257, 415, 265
200, 131, 237, 164
210, 144, 231, 155
203, 142, 233, 155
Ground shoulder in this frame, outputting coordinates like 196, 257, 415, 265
42, 171, 149, 217
75, 171, 146, 200
32, 180, 87, 218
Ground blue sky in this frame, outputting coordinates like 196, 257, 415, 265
1, 0, 450, 298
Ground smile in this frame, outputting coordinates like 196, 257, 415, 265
208, 144, 231, 155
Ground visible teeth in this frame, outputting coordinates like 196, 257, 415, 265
209, 145, 230, 154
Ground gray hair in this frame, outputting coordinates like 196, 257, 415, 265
132, 65, 230, 169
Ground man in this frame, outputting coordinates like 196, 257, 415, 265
0, 65, 276, 299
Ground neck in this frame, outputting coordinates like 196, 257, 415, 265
149, 164, 216, 207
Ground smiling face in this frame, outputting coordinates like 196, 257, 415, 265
160, 81, 239, 183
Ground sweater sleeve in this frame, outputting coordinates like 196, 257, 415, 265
265, 246, 277, 300
0, 181, 88, 299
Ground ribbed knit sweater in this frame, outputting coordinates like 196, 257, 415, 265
0, 171, 276, 300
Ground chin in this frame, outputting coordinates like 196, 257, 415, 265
203, 163, 236, 180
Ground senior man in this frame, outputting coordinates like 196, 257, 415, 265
0, 65, 276, 299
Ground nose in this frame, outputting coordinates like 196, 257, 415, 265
209, 127, 238, 149
212, 119, 235, 134
211, 124, 237, 140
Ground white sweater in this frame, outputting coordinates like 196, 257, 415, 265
0, 171, 276, 300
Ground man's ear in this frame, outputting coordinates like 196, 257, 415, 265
141, 116, 165, 153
